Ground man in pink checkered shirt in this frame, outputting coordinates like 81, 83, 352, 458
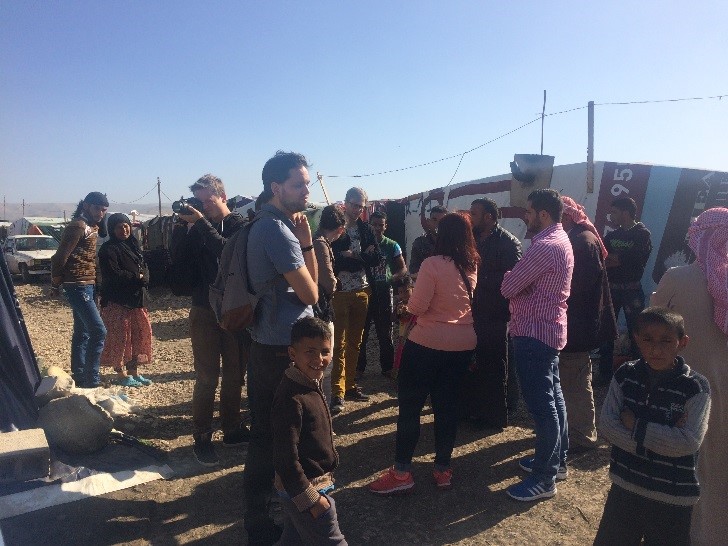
500, 188, 574, 502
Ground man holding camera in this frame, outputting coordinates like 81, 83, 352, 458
170, 174, 250, 467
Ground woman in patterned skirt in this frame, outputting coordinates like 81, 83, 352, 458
98, 213, 153, 387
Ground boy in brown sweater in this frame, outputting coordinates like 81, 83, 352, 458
271, 317, 347, 545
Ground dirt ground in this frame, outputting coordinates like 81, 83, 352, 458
2, 282, 613, 545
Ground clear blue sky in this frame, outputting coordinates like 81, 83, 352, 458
1, 1, 726, 206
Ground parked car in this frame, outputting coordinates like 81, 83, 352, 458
2, 235, 59, 283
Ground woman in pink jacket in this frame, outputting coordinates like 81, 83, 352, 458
369, 212, 479, 494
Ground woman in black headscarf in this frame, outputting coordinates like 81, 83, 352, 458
98, 213, 153, 387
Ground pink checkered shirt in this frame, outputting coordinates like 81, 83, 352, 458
501, 223, 574, 350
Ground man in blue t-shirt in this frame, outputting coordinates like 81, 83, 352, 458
357, 210, 406, 378
243, 151, 319, 545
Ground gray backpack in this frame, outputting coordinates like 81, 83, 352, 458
208, 215, 262, 332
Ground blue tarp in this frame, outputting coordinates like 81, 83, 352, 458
0, 246, 41, 431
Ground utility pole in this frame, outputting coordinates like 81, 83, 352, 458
587, 101, 595, 193
22, 199, 25, 217
157, 177, 162, 217
540, 90, 547, 155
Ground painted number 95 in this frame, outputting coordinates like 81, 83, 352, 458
611, 168, 633, 196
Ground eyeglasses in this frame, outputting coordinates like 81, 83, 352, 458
347, 201, 365, 211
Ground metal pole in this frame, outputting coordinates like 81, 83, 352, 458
587, 101, 595, 193
540, 90, 546, 155
157, 177, 162, 217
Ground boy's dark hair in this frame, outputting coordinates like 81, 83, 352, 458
472, 198, 499, 220
430, 205, 448, 216
290, 316, 332, 345
391, 274, 413, 291
370, 210, 387, 221
260, 151, 310, 202
635, 306, 686, 338
319, 204, 345, 231
528, 188, 563, 222
611, 196, 638, 218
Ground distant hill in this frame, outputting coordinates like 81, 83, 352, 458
0, 202, 171, 223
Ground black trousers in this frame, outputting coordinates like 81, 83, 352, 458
460, 320, 509, 427
243, 342, 291, 534
599, 286, 645, 379
395, 340, 472, 469
594, 484, 693, 546
357, 285, 394, 373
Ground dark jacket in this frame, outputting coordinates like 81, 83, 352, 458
473, 224, 522, 323
563, 224, 617, 352
409, 232, 436, 275
604, 222, 652, 284
272, 367, 338, 512
170, 212, 245, 308
331, 217, 382, 285
98, 236, 149, 308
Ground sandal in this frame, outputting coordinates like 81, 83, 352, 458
133, 375, 153, 386
117, 376, 143, 388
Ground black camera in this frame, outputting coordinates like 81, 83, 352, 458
172, 196, 203, 214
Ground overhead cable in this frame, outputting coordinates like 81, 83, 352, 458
325, 92, 726, 181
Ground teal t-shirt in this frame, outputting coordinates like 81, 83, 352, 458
371, 236, 402, 287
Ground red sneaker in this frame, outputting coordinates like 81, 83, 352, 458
433, 468, 453, 489
368, 467, 415, 495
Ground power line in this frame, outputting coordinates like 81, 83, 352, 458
327, 116, 542, 179
595, 93, 726, 106
324, 92, 726, 181
108, 182, 159, 205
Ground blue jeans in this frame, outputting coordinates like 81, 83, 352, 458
64, 285, 107, 387
512, 336, 568, 485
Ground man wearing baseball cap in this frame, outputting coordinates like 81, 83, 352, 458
51, 191, 109, 387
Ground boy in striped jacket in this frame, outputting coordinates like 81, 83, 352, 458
595, 307, 711, 545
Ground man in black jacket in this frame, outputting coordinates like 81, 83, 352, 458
466, 198, 522, 429
170, 174, 249, 466
329, 187, 382, 414
599, 196, 652, 383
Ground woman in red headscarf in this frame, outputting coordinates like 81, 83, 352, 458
651, 207, 728, 545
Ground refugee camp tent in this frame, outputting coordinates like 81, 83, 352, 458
0, 247, 41, 432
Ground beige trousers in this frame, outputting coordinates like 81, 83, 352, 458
559, 351, 598, 448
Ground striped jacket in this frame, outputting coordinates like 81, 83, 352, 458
599, 357, 711, 506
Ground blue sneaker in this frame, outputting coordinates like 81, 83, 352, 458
117, 376, 143, 388
518, 456, 568, 480
507, 476, 557, 501
133, 375, 153, 386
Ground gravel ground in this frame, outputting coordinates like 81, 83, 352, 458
2, 282, 613, 545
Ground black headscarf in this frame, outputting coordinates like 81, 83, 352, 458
106, 213, 144, 266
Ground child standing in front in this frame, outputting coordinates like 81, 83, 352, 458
595, 307, 711, 545
271, 316, 347, 545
